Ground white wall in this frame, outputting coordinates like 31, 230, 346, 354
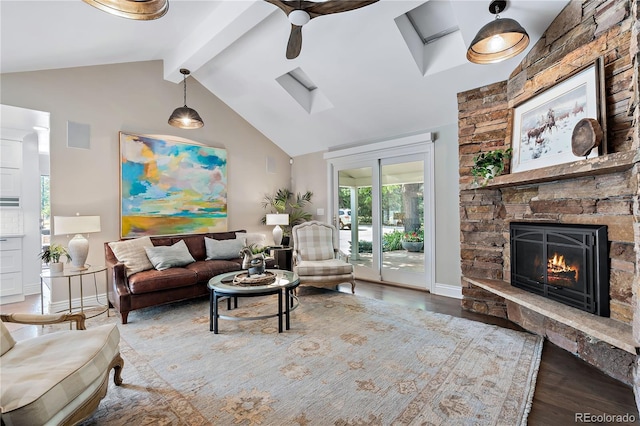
432, 123, 462, 294
1, 60, 291, 307
291, 152, 328, 222
292, 124, 462, 293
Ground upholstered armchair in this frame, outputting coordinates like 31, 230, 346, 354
1, 312, 123, 425
291, 220, 356, 293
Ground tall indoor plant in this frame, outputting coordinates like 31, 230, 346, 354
261, 188, 313, 243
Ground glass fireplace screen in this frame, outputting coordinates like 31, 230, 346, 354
510, 222, 608, 317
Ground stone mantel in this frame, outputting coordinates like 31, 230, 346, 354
465, 277, 635, 355
460, 151, 639, 191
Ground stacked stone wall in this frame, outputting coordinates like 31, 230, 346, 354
458, 0, 638, 385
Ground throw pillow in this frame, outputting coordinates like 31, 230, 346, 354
1, 321, 16, 356
205, 237, 245, 260
108, 236, 154, 277
144, 240, 196, 271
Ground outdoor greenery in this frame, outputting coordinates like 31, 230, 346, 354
38, 244, 70, 264
471, 148, 512, 186
382, 230, 403, 251
351, 230, 419, 253
339, 184, 423, 229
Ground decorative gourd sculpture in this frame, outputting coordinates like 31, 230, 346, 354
240, 247, 265, 276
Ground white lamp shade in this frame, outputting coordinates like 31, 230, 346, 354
266, 214, 289, 226
54, 216, 101, 235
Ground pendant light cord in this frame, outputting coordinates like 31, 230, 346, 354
183, 73, 187, 107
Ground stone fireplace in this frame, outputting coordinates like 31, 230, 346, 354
456, 0, 639, 393
510, 222, 609, 316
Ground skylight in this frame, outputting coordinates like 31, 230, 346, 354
276, 67, 332, 114
395, 0, 467, 76
406, 0, 459, 45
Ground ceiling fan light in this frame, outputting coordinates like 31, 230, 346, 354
168, 106, 204, 129
289, 10, 311, 26
82, 0, 168, 20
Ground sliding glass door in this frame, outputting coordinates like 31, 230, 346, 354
327, 135, 434, 290
335, 163, 378, 282
379, 157, 425, 286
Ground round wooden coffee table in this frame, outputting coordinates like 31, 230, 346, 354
208, 269, 300, 334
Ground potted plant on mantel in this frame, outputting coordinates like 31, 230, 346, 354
471, 148, 512, 187
38, 244, 71, 273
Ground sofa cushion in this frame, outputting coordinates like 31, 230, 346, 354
144, 240, 195, 271
186, 259, 242, 281
294, 259, 353, 276
128, 267, 199, 294
177, 236, 207, 261
296, 227, 335, 261
0, 324, 120, 425
205, 237, 245, 260
108, 236, 154, 276
1, 321, 16, 356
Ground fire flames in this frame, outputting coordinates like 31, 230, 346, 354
547, 253, 579, 284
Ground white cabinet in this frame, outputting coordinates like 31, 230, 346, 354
0, 237, 23, 297
0, 140, 22, 204
0, 168, 21, 199
0, 140, 22, 168
0, 139, 24, 300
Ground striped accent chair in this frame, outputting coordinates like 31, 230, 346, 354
1, 313, 123, 425
291, 221, 355, 293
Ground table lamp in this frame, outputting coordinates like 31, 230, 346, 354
54, 214, 101, 270
266, 213, 289, 246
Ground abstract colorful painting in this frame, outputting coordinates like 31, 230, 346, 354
119, 132, 227, 238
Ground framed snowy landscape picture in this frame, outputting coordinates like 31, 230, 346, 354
511, 58, 606, 173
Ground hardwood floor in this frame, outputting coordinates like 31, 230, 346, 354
337, 280, 639, 426
2, 281, 638, 425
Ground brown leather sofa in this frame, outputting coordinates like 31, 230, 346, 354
105, 231, 273, 324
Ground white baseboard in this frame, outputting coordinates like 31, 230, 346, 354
23, 282, 41, 296
432, 282, 462, 299
48, 293, 109, 314
0, 294, 25, 305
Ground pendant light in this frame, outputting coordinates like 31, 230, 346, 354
466, 0, 529, 64
168, 69, 204, 129
82, 0, 168, 20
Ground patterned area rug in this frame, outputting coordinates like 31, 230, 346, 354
78, 289, 542, 425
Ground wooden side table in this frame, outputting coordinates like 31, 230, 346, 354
270, 246, 293, 271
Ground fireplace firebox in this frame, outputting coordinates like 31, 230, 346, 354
510, 222, 609, 317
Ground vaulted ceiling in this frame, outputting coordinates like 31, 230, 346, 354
0, 0, 569, 157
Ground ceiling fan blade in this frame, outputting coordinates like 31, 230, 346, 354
306, 0, 378, 18
286, 24, 303, 59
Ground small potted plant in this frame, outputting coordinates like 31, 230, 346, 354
38, 244, 71, 273
471, 148, 512, 186
401, 230, 424, 252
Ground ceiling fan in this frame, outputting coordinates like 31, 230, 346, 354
265, 0, 379, 59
